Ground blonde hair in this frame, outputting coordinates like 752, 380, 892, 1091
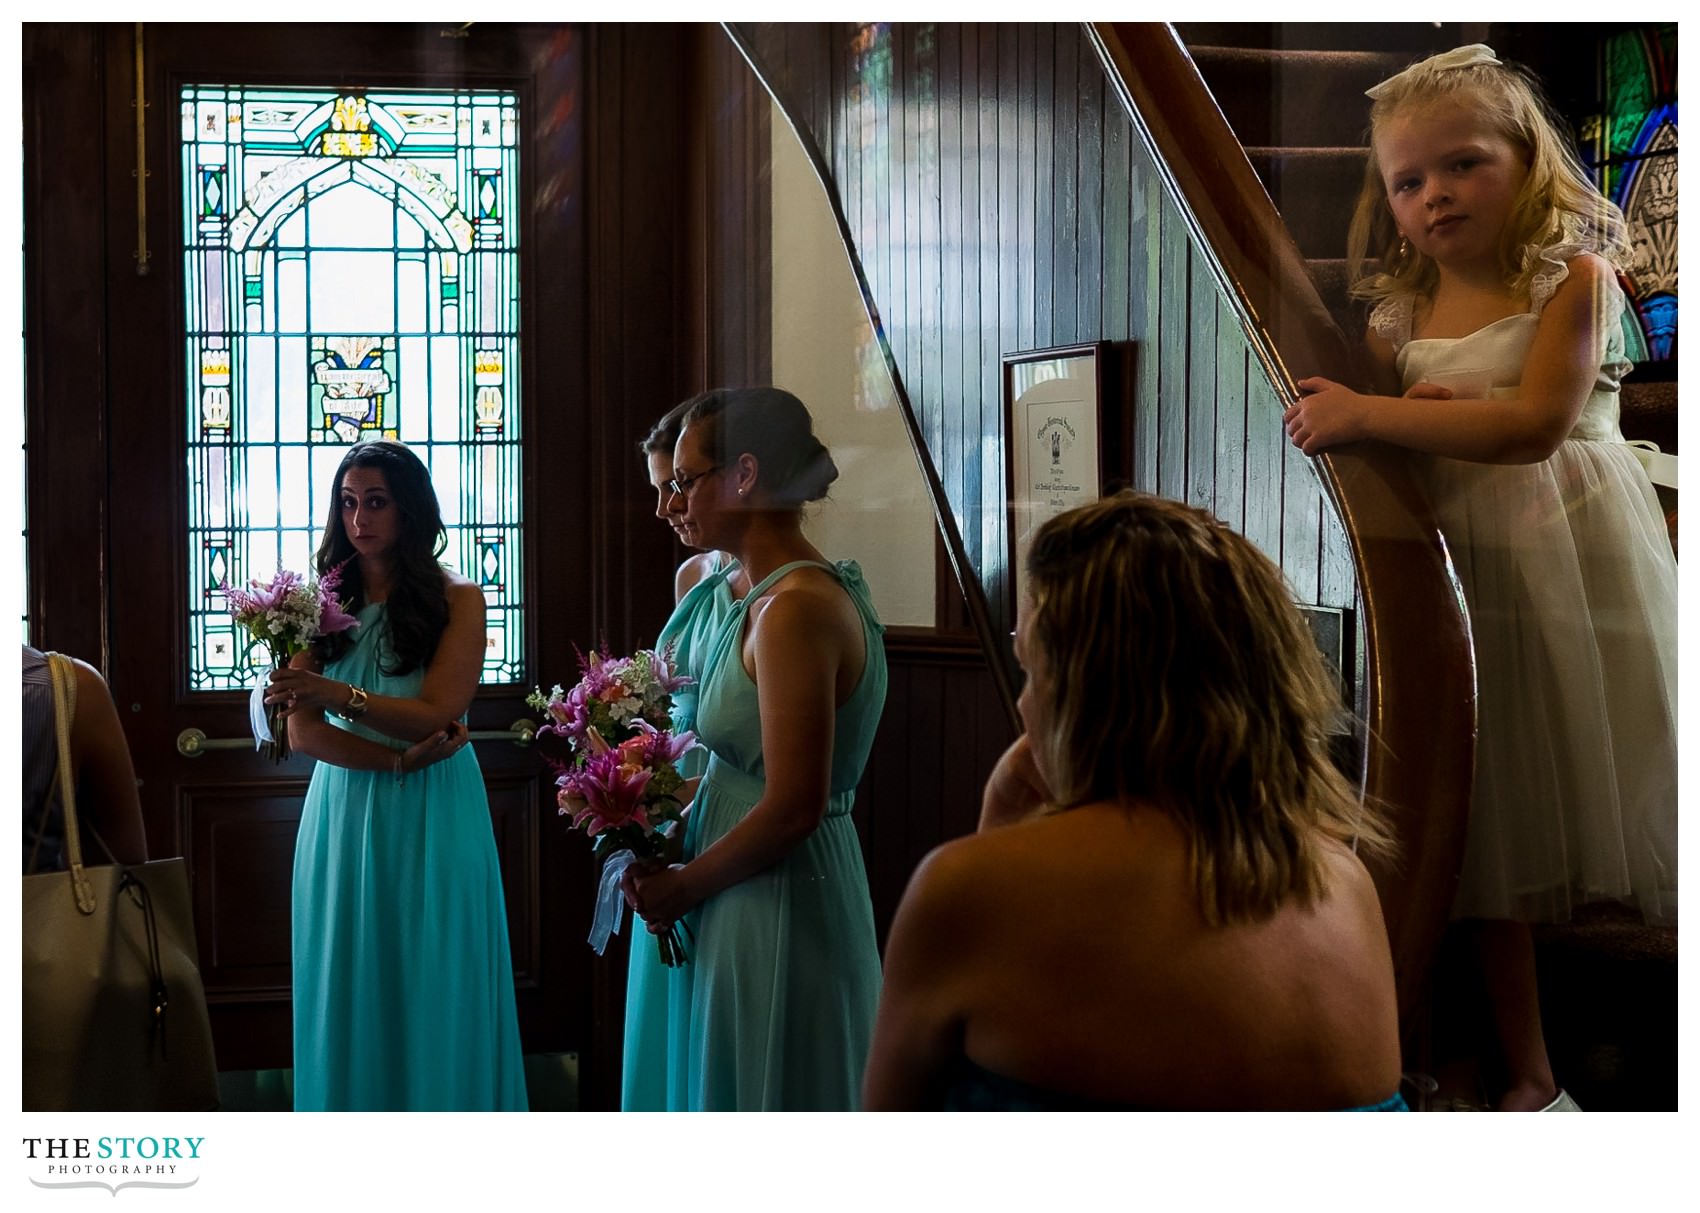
1347, 52, 1629, 307
1024, 491, 1394, 926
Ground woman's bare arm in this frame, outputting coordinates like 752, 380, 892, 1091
629, 585, 850, 925
269, 575, 485, 742
67, 659, 148, 864
863, 842, 975, 1109
978, 734, 1049, 831
277, 649, 472, 775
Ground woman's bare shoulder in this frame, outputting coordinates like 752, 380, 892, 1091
1317, 836, 1385, 909
440, 568, 483, 606
913, 811, 1082, 901
900, 830, 1015, 927
753, 565, 859, 635
674, 551, 722, 600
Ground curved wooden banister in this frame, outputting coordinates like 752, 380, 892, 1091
1089, 21, 1476, 1039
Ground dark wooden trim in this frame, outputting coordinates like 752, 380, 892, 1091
23, 25, 111, 666
579, 22, 699, 1112
882, 627, 991, 666
684, 29, 774, 390
1090, 21, 1476, 1041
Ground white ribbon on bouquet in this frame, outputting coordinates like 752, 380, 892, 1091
248, 679, 275, 750
588, 849, 640, 955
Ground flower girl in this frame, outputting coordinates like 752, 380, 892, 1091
1284, 44, 1676, 1111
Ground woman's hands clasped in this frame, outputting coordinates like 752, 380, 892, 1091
398, 720, 472, 776
622, 863, 702, 935
267, 663, 470, 776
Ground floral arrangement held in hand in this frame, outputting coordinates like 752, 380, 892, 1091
221, 563, 360, 762
528, 644, 700, 966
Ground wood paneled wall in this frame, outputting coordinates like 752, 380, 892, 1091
736, 22, 1358, 642
850, 643, 1015, 944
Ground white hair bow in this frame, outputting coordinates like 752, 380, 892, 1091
1365, 43, 1502, 100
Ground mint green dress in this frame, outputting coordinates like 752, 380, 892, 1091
621, 553, 738, 1111
291, 603, 528, 1111
628, 559, 888, 1111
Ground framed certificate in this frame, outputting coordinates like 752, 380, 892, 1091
1003, 342, 1105, 615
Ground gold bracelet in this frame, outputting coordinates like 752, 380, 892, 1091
337, 683, 370, 721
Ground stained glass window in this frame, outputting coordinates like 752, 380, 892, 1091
1580, 26, 1677, 364
181, 85, 523, 690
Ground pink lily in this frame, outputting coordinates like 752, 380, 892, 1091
562, 751, 654, 835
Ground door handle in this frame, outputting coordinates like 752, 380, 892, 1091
175, 728, 255, 757
468, 720, 537, 747
176, 718, 536, 757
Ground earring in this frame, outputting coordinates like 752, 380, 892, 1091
1396, 236, 1411, 263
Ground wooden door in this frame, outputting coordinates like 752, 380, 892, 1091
90, 22, 593, 1079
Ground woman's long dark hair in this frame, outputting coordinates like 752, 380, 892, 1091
311, 439, 450, 676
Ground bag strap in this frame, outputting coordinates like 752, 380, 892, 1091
118, 867, 174, 1058
45, 652, 97, 915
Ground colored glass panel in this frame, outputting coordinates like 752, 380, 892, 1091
182, 85, 523, 690
1581, 27, 1677, 365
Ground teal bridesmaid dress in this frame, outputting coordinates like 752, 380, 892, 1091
628, 559, 888, 1111
620, 553, 738, 1111
291, 603, 528, 1111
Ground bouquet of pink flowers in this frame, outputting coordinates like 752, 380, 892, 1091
528, 645, 699, 966
221, 563, 360, 761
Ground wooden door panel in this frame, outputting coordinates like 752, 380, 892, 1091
187, 783, 302, 994
487, 771, 542, 985
184, 770, 544, 995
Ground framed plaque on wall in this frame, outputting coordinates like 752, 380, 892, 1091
1003, 342, 1106, 614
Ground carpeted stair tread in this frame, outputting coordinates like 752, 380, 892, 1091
1190, 48, 1411, 148
1175, 23, 1455, 54
1619, 379, 1678, 454
1532, 901, 1677, 967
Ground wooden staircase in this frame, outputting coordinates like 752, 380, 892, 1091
1175, 24, 1452, 343
1173, 21, 1677, 1110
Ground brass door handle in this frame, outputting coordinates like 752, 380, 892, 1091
177, 718, 535, 757
468, 720, 537, 747
175, 727, 255, 757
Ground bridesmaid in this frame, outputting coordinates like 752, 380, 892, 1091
269, 439, 527, 1111
624, 386, 888, 1110
620, 397, 746, 1110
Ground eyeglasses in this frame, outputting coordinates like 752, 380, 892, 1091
666, 463, 723, 498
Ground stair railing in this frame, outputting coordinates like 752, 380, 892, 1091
1088, 21, 1477, 1041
